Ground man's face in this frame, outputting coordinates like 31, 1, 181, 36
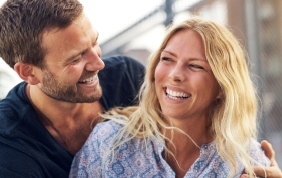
37, 14, 105, 103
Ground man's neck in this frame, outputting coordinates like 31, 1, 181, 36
26, 84, 103, 154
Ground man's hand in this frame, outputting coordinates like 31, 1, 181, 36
240, 140, 282, 178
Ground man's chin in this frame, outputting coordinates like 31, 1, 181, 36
68, 96, 102, 103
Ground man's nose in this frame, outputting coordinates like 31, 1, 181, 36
85, 46, 105, 71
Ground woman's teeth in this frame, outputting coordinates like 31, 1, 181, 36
166, 88, 190, 98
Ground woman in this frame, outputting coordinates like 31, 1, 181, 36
70, 17, 270, 178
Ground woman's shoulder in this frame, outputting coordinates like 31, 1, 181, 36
247, 138, 271, 166
87, 119, 124, 143
95, 119, 123, 133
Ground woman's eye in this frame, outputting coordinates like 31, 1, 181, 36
189, 64, 205, 70
161, 57, 172, 62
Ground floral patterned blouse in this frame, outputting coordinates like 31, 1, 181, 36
69, 120, 270, 178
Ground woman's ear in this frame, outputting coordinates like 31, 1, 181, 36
14, 62, 40, 85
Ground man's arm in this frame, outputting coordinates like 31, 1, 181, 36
240, 140, 282, 178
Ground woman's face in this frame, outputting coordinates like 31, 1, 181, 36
154, 29, 221, 123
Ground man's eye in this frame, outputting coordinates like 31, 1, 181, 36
72, 57, 82, 64
72, 50, 88, 64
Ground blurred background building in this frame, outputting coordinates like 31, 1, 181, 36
0, 0, 281, 166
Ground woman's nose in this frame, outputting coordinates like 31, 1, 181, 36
169, 64, 185, 82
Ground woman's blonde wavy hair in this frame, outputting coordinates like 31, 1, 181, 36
102, 16, 262, 177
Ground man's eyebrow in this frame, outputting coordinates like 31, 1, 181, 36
65, 49, 85, 63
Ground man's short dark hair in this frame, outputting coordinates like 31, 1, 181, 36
0, 0, 83, 68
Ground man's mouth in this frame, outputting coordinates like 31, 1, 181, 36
78, 75, 96, 84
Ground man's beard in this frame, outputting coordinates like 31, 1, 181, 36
40, 70, 102, 103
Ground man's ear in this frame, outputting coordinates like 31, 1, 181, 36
14, 62, 40, 85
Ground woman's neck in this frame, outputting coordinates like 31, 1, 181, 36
162, 123, 214, 178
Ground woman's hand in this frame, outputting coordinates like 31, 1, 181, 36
240, 140, 282, 178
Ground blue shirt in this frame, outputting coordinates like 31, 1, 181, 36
70, 120, 270, 178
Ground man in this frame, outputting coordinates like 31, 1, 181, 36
241, 140, 282, 178
0, 0, 280, 178
0, 0, 144, 177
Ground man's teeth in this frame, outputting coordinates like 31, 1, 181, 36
166, 88, 189, 98
79, 76, 95, 83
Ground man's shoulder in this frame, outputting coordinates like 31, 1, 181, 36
102, 55, 144, 69
98, 55, 145, 110
99, 55, 145, 79
0, 82, 35, 136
